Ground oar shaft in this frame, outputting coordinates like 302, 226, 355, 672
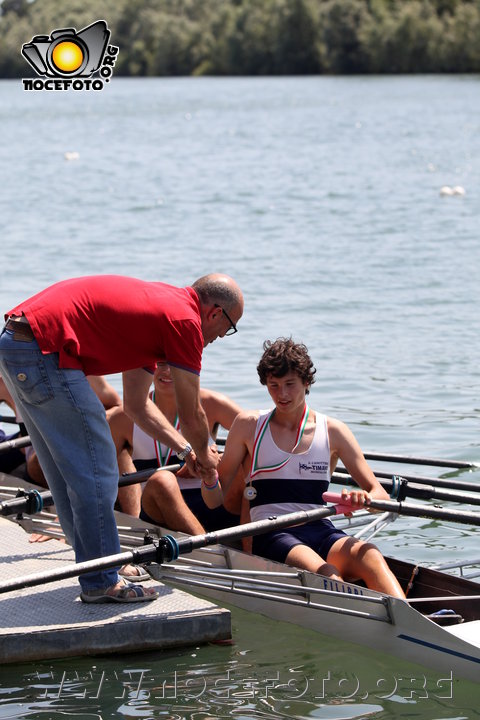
333, 468, 480, 494
0, 548, 150, 594
333, 471, 480, 506
0, 505, 337, 594
0, 463, 178, 516
118, 464, 180, 487
363, 452, 476, 469
0, 415, 19, 425
0, 435, 32, 454
176, 505, 338, 554
367, 499, 480, 526
215, 438, 477, 469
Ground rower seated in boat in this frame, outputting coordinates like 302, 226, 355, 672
109, 361, 242, 532
216, 338, 406, 600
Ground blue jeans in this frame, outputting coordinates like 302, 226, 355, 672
0, 327, 121, 591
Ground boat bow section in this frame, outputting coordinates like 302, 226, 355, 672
151, 543, 480, 684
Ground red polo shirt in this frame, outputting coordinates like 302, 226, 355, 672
7, 275, 203, 376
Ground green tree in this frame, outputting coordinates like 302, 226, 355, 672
1, 0, 480, 77
274, 0, 323, 74
321, 0, 371, 73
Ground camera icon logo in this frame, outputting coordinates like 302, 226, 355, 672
22, 20, 110, 78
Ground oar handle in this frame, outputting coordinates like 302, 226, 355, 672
321, 491, 353, 515
323, 491, 480, 525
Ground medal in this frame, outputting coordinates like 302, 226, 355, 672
244, 486, 257, 500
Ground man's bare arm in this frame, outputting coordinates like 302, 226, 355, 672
122, 368, 187, 455
168, 365, 219, 473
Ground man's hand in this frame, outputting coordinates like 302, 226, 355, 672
182, 450, 197, 476
195, 444, 220, 478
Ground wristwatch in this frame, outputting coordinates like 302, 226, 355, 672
177, 443, 193, 461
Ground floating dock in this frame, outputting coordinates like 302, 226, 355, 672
0, 517, 231, 664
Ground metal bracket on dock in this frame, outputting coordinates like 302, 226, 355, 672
142, 531, 180, 564
0, 488, 44, 518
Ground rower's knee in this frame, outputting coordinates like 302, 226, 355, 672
141, 471, 178, 513
317, 562, 343, 581
361, 543, 388, 568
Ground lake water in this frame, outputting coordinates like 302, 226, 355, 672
0, 75, 480, 715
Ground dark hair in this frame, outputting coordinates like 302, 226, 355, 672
257, 338, 316, 392
192, 274, 240, 313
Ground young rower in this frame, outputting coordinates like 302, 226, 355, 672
217, 338, 406, 599
109, 362, 243, 533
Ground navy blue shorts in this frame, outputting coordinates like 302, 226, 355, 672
252, 519, 348, 564
140, 487, 240, 533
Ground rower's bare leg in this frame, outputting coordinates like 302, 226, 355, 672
284, 544, 343, 580
114, 446, 145, 578
141, 470, 205, 535
116, 447, 142, 517
108, 409, 142, 517
327, 537, 406, 599
26, 451, 49, 488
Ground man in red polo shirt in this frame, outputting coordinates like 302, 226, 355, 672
0, 273, 244, 603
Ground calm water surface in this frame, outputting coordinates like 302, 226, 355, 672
0, 75, 480, 715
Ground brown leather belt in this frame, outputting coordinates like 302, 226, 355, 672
4, 317, 35, 342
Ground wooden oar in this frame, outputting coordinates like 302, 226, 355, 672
0, 435, 32, 454
332, 471, 480, 505
0, 463, 180, 516
0, 505, 339, 595
323, 492, 480, 527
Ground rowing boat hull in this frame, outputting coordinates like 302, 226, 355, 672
150, 543, 480, 683
1, 473, 479, 681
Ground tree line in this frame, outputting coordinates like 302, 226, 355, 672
1, 0, 480, 78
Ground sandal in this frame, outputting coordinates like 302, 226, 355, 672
119, 564, 151, 582
80, 582, 159, 604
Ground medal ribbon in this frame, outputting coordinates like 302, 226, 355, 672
250, 404, 310, 479
152, 389, 180, 467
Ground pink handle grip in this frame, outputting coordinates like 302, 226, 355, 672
322, 491, 352, 506
322, 491, 353, 515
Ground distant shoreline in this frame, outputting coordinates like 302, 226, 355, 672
1, 0, 480, 79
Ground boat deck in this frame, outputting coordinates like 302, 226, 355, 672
0, 517, 231, 664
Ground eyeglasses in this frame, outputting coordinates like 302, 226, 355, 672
214, 304, 238, 336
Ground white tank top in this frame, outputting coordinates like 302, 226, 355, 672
247, 407, 331, 522
131, 421, 216, 491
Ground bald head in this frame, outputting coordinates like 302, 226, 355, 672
192, 273, 244, 315
192, 273, 244, 345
